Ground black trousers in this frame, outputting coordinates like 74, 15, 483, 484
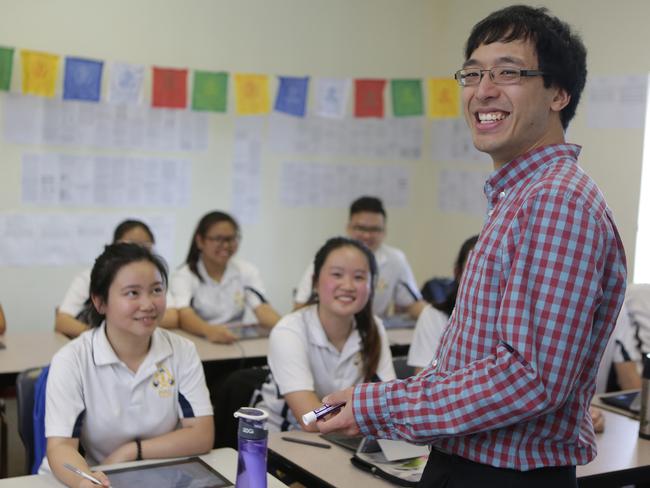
418, 448, 577, 488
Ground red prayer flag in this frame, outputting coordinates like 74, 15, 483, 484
152, 67, 187, 108
354, 79, 386, 118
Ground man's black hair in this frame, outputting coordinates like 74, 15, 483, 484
350, 196, 386, 218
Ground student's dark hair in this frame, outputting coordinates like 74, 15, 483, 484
112, 219, 155, 244
185, 211, 240, 281
308, 237, 381, 381
433, 235, 479, 316
464, 5, 587, 129
88, 243, 168, 328
349, 196, 386, 219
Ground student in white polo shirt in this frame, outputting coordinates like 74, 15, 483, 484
44, 243, 213, 488
257, 237, 396, 432
171, 211, 281, 344
55, 219, 179, 338
293, 196, 425, 320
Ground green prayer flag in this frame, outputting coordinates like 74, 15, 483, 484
0, 47, 14, 91
192, 70, 228, 112
391, 79, 423, 117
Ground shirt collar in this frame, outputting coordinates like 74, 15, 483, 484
304, 305, 361, 354
91, 323, 173, 368
198, 256, 234, 284
484, 143, 581, 210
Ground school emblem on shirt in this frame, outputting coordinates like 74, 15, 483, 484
234, 290, 245, 309
376, 277, 387, 293
152, 366, 175, 398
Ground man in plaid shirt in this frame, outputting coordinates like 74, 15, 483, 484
319, 6, 627, 487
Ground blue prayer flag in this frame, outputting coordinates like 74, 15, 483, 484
274, 76, 309, 117
63, 57, 103, 102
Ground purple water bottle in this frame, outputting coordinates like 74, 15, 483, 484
233, 407, 269, 488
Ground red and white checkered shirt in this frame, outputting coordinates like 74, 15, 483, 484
353, 144, 627, 470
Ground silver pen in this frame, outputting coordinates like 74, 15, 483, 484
63, 463, 104, 486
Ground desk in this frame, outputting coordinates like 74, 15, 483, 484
0, 448, 287, 487
170, 329, 269, 363
268, 410, 650, 488
386, 327, 413, 357
0, 332, 69, 387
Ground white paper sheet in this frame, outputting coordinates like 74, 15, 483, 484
0, 213, 175, 266
586, 74, 649, 129
231, 117, 265, 224
21, 153, 191, 207
268, 113, 423, 160
376, 439, 430, 462
437, 169, 491, 218
3, 93, 208, 151
431, 118, 491, 163
280, 161, 409, 208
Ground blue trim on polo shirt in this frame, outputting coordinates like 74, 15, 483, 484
72, 410, 86, 438
178, 393, 195, 418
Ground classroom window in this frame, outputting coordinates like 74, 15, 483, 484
633, 75, 650, 283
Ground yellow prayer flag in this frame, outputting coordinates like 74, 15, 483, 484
21, 50, 60, 97
234, 74, 270, 115
427, 78, 460, 118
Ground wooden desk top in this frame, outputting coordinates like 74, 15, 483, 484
170, 329, 269, 362
0, 332, 68, 376
385, 327, 413, 347
0, 448, 288, 487
269, 410, 650, 487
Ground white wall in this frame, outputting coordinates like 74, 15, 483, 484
0, 0, 646, 331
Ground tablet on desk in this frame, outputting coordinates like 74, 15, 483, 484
225, 322, 270, 341
103, 457, 233, 488
600, 390, 641, 414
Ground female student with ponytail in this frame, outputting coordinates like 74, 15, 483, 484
256, 236, 396, 432
43, 243, 213, 487
171, 211, 280, 344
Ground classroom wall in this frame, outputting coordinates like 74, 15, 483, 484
0, 0, 646, 331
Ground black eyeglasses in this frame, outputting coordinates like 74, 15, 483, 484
454, 67, 545, 86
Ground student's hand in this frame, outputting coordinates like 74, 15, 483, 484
590, 406, 605, 433
317, 387, 361, 436
205, 324, 237, 344
79, 471, 110, 487
102, 441, 135, 465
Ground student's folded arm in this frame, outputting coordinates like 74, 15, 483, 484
614, 361, 642, 390
159, 308, 179, 329
177, 307, 236, 343
55, 312, 89, 338
284, 390, 325, 432
254, 303, 281, 329
406, 300, 427, 319
47, 437, 110, 488
0, 304, 6, 335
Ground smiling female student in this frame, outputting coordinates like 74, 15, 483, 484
256, 237, 396, 432
171, 211, 280, 344
55, 219, 178, 338
43, 243, 214, 487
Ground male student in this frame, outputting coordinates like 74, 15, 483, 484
294, 196, 425, 319
319, 6, 627, 487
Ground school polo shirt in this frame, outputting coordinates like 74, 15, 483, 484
171, 258, 266, 324
59, 268, 176, 318
257, 305, 396, 431
407, 305, 449, 369
294, 243, 421, 316
624, 283, 650, 355
43, 324, 213, 467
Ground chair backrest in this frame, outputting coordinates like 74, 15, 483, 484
16, 367, 44, 474
393, 356, 414, 380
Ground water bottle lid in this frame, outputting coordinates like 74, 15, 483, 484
643, 353, 650, 379
234, 407, 269, 421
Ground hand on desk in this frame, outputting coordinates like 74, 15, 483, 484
80, 471, 110, 487
205, 324, 237, 344
590, 405, 605, 433
317, 387, 361, 437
